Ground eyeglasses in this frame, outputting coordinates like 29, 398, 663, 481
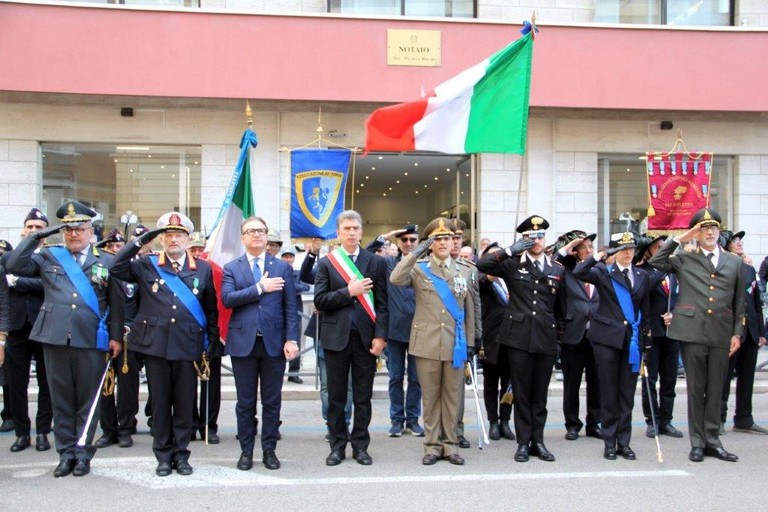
63, 227, 90, 235
525, 232, 546, 239
242, 228, 267, 237
400, 237, 419, 243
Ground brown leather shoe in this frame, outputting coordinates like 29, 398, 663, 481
422, 454, 439, 465
444, 453, 465, 465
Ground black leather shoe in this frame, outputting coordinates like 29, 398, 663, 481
645, 425, 657, 438
175, 459, 194, 475
530, 442, 555, 461
206, 431, 220, 444
704, 446, 738, 462
604, 447, 617, 460
95, 433, 118, 448
659, 424, 684, 438
689, 447, 704, 462
586, 427, 604, 440
54, 459, 75, 477
422, 454, 439, 465
72, 459, 90, 477
353, 450, 373, 466
565, 429, 579, 441
489, 422, 501, 440
118, 433, 134, 448
617, 445, 636, 460
514, 444, 530, 462
458, 435, 471, 449
444, 453, 465, 465
287, 376, 304, 384
156, 461, 173, 477
237, 451, 253, 471
10, 436, 31, 452
0, 418, 14, 432
35, 434, 51, 451
263, 449, 280, 470
499, 421, 515, 440
326, 450, 345, 466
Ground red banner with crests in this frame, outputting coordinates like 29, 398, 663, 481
646, 152, 713, 230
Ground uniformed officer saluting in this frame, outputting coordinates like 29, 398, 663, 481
390, 217, 476, 466
6, 201, 124, 478
110, 212, 221, 477
477, 215, 567, 463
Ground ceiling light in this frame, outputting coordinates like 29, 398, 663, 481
115, 146, 150, 151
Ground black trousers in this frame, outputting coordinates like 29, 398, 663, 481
99, 350, 140, 436
325, 330, 376, 454
144, 355, 196, 463
641, 336, 680, 427
43, 344, 104, 461
193, 355, 221, 433
481, 345, 511, 424
593, 343, 638, 449
6, 324, 52, 437
507, 347, 555, 446
561, 335, 601, 433
231, 336, 285, 453
720, 333, 759, 428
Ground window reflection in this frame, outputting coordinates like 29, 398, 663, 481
42, 143, 202, 241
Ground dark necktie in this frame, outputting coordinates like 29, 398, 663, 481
252, 257, 262, 283
706, 252, 715, 271
534, 260, 541, 272
622, 268, 632, 290
172, 261, 181, 273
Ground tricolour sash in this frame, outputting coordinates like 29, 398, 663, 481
149, 256, 209, 350
419, 261, 467, 368
326, 249, 376, 323
49, 247, 109, 351
608, 265, 641, 372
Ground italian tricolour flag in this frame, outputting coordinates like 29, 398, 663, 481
204, 127, 258, 341
365, 29, 534, 155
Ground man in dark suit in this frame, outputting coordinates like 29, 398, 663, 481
574, 232, 653, 461
648, 208, 745, 462
553, 231, 602, 442
1, 208, 53, 453
221, 216, 299, 471
477, 215, 566, 463
634, 235, 684, 439
110, 212, 220, 477
718, 230, 767, 435
477, 243, 514, 442
314, 210, 388, 466
6, 201, 124, 477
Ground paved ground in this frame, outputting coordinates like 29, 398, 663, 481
1, 350, 767, 511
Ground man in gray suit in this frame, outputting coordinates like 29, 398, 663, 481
648, 208, 745, 462
6, 201, 124, 477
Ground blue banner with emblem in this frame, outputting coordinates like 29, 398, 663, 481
290, 148, 351, 239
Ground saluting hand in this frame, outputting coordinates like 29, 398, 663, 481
259, 271, 285, 293
348, 276, 373, 297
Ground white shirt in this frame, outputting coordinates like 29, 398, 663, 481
615, 263, 634, 287
701, 246, 720, 268
524, 252, 548, 270
168, 253, 187, 270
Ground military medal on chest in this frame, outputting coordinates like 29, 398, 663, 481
192, 277, 200, 295
91, 263, 108, 287
152, 280, 159, 293
453, 274, 467, 297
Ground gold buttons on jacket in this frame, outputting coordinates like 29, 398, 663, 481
707, 310, 712, 314
708, 297, 714, 302
709, 286, 715, 290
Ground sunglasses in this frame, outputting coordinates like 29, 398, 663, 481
400, 237, 419, 243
